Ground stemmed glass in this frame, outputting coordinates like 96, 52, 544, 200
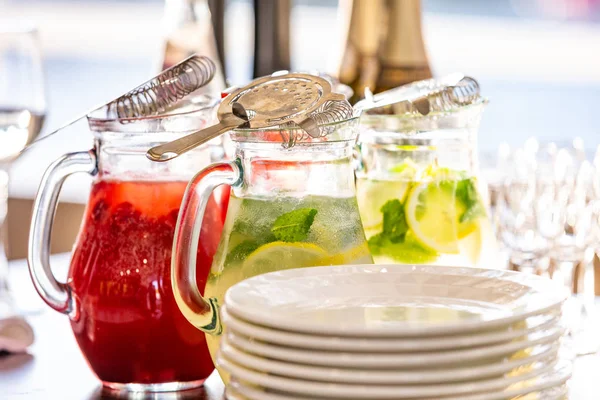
496, 146, 552, 274
497, 138, 600, 355
0, 26, 47, 313
479, 143, 511, 229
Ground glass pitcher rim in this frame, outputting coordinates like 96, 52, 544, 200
359, 97, 488, 124
232, 115, 361, 133
357, 99, 487, 139
228, 115, 361, 145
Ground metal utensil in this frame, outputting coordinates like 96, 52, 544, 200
354, 74, 482, 116
147, 73, 349, 162
20, 55, 216, 154
106, 55, 216, 119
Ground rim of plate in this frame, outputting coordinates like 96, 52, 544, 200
221, 328, 564, 368
229, 380, 569, 400
221, 305, 563, 352
219, 338, 560, 384
224, 265, 567, 337
217, 354, 569, 399
228, 378, 569, 400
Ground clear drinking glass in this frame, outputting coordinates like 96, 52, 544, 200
0, 169, 8, 316
535, 143, 599, 355
496, 147, 553, 273
171, 117, 373, 381
355, 100, 498, 267
499, 139, 600, 355
0, 26, 46, 312
478, 143, 511, 230
0, 26, 46, 162
28, 100, 225, 391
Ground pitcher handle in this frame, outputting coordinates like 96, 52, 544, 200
172, 160, 242, 335
28, 151, 97, 314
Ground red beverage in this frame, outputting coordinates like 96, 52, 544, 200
68, 179, 225, 386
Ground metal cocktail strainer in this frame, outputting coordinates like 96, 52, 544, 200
21, 55, 216, 153
146, 73, 353, 162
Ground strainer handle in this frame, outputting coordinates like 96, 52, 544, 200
28, 151, 97, 314
172, 160, 242, 335
147, 116, 244, 162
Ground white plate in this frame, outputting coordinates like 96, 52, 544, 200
217, 354, 570, 399
224, 265, 566, 337
222, 305, 562, 352
227, 380, 569, 400
222, 326, 564, 368
219, 338, 560, 384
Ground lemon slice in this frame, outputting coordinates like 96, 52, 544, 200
421, 165, 466, 180
458, 223, 482, 265
242, 241, 328, 277
326, 242, 373, 265
405, 180, 462, 253
357, 180, 410, 230
457, 219, 479, 239
389, 159, 419, 175
357, 160, 417, 230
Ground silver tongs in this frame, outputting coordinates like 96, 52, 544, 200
354, 74, 482, 116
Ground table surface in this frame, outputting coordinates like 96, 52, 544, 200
1, 256, 597, 400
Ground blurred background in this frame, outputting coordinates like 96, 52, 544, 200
1, 0, 600, 258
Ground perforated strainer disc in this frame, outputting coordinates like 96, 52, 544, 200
147, 73, 347, 162
226, 74, 331, 123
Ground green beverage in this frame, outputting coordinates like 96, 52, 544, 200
357, 162, 496, 266
202, 194, 372, 356
170, 116, 371, 384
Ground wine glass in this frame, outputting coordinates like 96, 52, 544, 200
496, 147, 552, 274
527, 139, 599, 355
0, 26, 46, 314
0, 26, 46, 162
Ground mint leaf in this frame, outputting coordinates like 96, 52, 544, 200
368, 232, 385, 248
381, 199, 408, 244
455, 178, 477, 206
456, 178, 485, 223
225, 240, 261, 265
459, 202, 485, 223
271, 208, 318, 242
231, 199, 277, 239
368, 233, 438, 264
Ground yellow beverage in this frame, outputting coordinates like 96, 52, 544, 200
201, 194, 373, 362
357, 165, 497, 267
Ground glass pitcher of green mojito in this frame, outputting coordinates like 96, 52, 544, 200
171, 117, 372, 366
355, 85, 497, 267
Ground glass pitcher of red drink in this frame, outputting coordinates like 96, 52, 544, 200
28, 99, 227, 392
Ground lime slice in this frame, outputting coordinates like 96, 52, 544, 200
405, 180, 462, 253
242, 241, 328, 277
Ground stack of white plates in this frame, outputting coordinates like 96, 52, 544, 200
217, 265, 572, 400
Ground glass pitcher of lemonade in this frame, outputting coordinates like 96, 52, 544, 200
355, 98, 497, 267
171, 117, 372, 367
28, 99, 226, 392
